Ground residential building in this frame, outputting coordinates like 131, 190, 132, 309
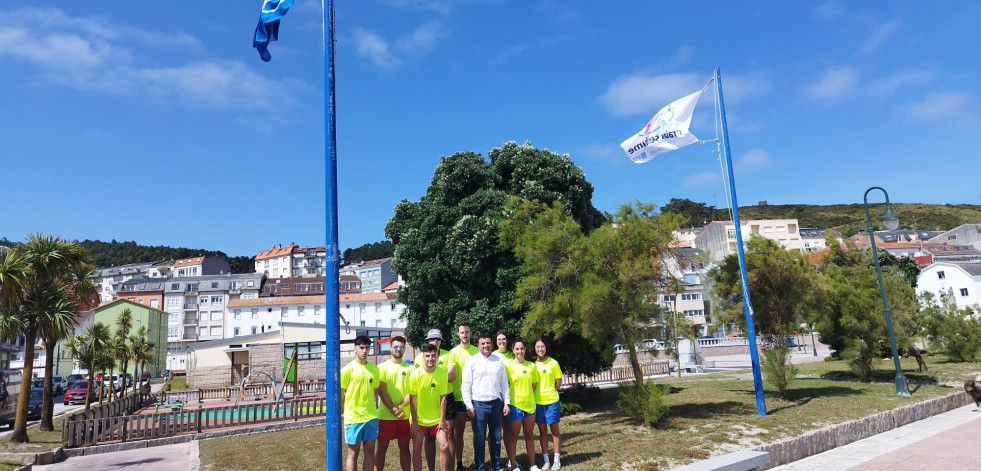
339, 258, 396, 293
920, 244, 981, 263
339, 292, 406, 329
260, 276, 326, 297
799, 227, 840, 253
254, 243, 327, 278
89, 299, 168, 376
693, 219, 805, 262
916, 262, 981, 313
933, 224, 981, 251
226, 295, 329, 338
174, 255, 231, 277
89, 261, 159, 305
114, 277, 166, 310
659, 248, 719, 338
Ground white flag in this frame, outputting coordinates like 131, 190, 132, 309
620, 90, 703, 163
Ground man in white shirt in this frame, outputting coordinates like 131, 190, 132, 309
462, 333, 510, 471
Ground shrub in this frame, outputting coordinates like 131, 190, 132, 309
559, 383, 601, 409
162, 382, 171, 392
761, 345, 797, 398
560, 402, 582, 416
617, 380, 669, 427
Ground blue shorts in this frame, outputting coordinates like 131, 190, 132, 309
535, 402, 560, 425
345, 419, 379, 445
507, 406, 534, 422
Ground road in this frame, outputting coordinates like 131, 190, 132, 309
0, 392, 102, 438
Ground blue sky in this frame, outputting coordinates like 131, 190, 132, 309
2, 1, 979, 257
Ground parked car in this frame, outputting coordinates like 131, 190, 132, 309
27, 388, 43, 420
31, 377, 43, 389
160, 370, 173, 379
64, 380, 95, 405
140, 372, 152, 381
51, 375, 67, 395
66, 374, 84, 385
124, 374, 133, 388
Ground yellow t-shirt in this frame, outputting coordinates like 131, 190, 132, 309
377, 360, 412, 420
340, 360, 380, 424
408, 367, 450, 427
505, 359, 539, 413
448, 344, 478, 399
492, 350, 514, 360
534, 357, 562, 406
413, 348, 451, 371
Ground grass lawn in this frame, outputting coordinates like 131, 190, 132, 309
181, 355, 981, 470
0, 415, 66, 454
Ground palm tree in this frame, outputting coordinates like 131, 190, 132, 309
0, 248, 27, 307
65, 322, 112, 410
33, 287, 77, 431
131, 326, 155, 394
0, 235, 94, 442
114, 309, 134, 396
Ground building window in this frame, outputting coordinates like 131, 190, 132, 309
168, 327, 178, 337
391, 303, 397, 311
171, 283, 179, 290
247, 281, 254, 287
298, 306, 305, 316
663, 295, 675, 302
251, 308, 259, 319
375, 319, 382, 327
251, 326, 258, 335
199, 327, 207, 337
683, 310, 704, 316
211, 311, 222, 321
233, 327, 240, 336
763, 227, 773, 233
285, 341, 325, 361
210, 326, 221, 336
234, 309, 241, 320
346, 304, 351, 309
681, 293, 702, 301
360, 303, 366, 313
211, 296, 222, 304
375, 302, 382, 312
282, 307, 288, 317
314, 305, 321, 316
169, 313, 179, 323
961, 288, 969, 296
200, 296, 208, 305
938, 271, 945, 280
137, 298, 144, 304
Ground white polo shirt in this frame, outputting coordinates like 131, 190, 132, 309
461, 351, 510, 409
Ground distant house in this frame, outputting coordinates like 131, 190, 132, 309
90, 299, 168, 376
916, 262, 981, 313
254, 243, 327, 278
932, 224, 981, 252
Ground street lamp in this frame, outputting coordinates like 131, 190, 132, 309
863, 186, 910, 396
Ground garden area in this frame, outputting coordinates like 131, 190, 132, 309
197, 355, 981, 470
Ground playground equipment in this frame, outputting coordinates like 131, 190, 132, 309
236, 349, 300, 406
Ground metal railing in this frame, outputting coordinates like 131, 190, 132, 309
63, 396, 326, 448
696, 337, 749, 347
562, 360, 669, 386
158, 381, 327, 404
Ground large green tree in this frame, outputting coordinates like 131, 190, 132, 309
385, 142, 604, 362
660, 198, 722, 227
501, 200, 682, 385
343, 241, 395, 264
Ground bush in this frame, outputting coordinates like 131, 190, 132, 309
761, 345, 797, 398
559, 383, 601, 409
162, 382, 171, 392
560, 402, 582, 416
617, 380, 669, 427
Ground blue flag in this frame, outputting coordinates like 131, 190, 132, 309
253, 0, 294, 62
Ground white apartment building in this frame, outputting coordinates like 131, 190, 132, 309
694, 219, 805, 262
89, 261, 168, 305
226, 295, 328, 338
339, 292, 406, 329
255, 243, 327, 278
916, 262, 981, 313
339, 258, 396, 293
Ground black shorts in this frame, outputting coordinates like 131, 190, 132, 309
444, 392, 457, 420
454, 400, 467, 414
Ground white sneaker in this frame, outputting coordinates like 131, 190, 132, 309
529, 467, 541, 471
542, 463, 551, 471
551, 462, 561, 471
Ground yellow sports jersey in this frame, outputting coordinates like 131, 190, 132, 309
413, 348, 451, 371
448, 344, 478, 398
408, 367, 450, 427
340, 361, 380, 424
505, 359, 539, 414
492, 350, 514, 360
534, 357, 562, 406
377, 360, 412, 420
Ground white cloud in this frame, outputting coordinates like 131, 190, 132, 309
898, 92, 978, 126
802, 66, 860, 100
682, 172, 719, 188
734, 149, 772, 173
813, 1, 844, 20
599, 71, 770, 117
0, 9, 292, 110
394, 21, 447, 55
353, 28, 402, 70
353, 21, 447, 70
859, 20, 902, 55
867, 69, 935, 97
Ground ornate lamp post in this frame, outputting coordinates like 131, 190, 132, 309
863, 186, 910, 397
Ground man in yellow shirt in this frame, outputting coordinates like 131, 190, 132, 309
376, 335, 412, 471
341, 335, 380, 471
448, 323, 478, 471
408, 343, 451, 471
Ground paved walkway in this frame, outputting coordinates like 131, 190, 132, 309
34, 441, 196, 471
771, 403, 981, 471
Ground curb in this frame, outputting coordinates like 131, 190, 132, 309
62, 417, 325, 458
0, 447, 65, 467
754, 390, 972, 469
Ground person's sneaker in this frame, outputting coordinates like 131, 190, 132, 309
551, 462, 561, 471
541, 463, 551, 471
529, 466, 540, 471
456, 464, 465, 471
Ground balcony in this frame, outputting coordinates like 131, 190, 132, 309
183, 302, 198, 310
182, 334, 198, 341
182, 316, 197, 326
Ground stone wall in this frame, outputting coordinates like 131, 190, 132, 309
700, 345, 750, 356
189, 365, 230, 389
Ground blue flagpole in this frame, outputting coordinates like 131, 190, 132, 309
715, 67, 767, 416
324, 0, 342, 468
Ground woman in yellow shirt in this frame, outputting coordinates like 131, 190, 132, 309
504, 337, 538, 471
534, 337, 562, 471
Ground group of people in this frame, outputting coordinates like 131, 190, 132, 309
340, 323, 563, 471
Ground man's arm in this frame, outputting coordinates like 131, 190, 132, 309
408, 393, 421, 437
376, 381, 404, 419
498, 360, 510, 416
447, 363, 457, 384
438, 393, 449, 430
461, 357, 475, 414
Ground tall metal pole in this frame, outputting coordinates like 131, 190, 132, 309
810, 324, 818, 356
324, 1, 342, 469
716, 67, 767, 416
863, 186, 911, 397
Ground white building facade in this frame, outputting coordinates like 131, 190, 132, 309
916, 262, 981, 313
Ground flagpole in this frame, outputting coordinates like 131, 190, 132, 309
715, 67, 767, 416
324, 0, 343, 468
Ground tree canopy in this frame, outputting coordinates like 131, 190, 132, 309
384, 142, 604, 360
342, 240, 395, 263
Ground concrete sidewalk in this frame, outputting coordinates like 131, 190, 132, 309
770, 403, 981, 470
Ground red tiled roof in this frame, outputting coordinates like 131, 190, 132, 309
228, 295, 326, 308
339, 292, 397, 302
174, 257, 205, 267
255, 244, 327, 261
382, 281, 400, 291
